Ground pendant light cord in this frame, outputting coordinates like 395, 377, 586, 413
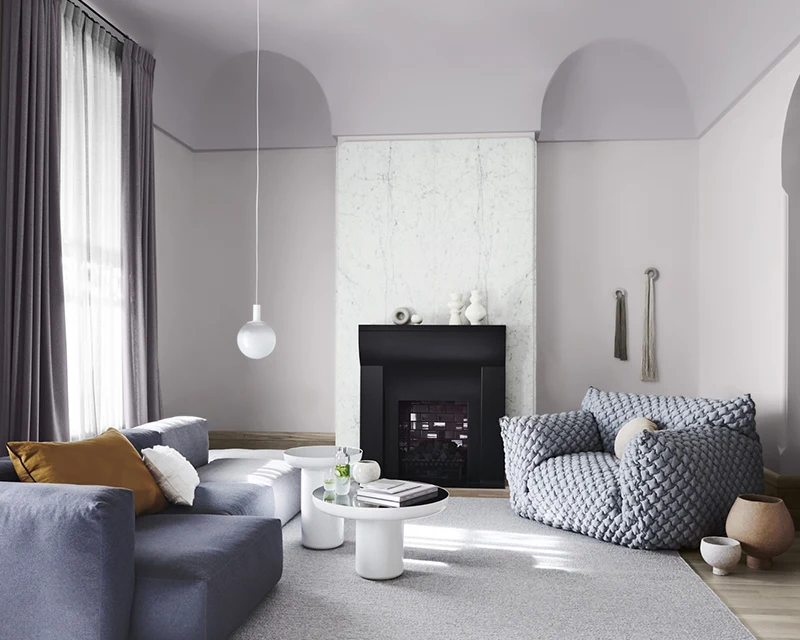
254, 0, 261, 306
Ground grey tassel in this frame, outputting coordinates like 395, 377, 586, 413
614, 292, 627, 361
641, 271, 658, 381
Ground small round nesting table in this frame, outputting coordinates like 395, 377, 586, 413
312, 486, 449, 580
283, 446, 362, 550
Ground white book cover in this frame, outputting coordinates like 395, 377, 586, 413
359, 479, 419, 495
358, 482, 437, 502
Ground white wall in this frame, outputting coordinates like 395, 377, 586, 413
698, 43, 800, 473
155, 130, 336, 432
335, 137, 537, 446
537, 140, 699, 412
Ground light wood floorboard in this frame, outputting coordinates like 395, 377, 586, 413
681, 536, 800, 640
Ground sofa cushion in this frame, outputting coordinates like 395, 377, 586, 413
161, 482, 275, 517
0, 456, 18, 482
130, 514, 282, 640
528, 451, 624, 543
7, 429, 167, 515
143, 445, 200, 506
201, 449, 300, 524
614, 418, 657, 459
582, 388, 757, 453
122, 416, 209, 468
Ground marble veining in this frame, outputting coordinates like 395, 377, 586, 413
336, 137, 536, 446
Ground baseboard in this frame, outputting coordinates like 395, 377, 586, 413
446, 487, 510, 498
208, 430, 335, 451
764, 467, 800, 531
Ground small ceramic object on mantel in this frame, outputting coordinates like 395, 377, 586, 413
392, 307, 411, 325
464, 289, 487, 325
725, 494, 795, 569
700, 536, 742, 576
410, 314, 423, 325
448, 293, 464, 325
352, 460, 381, 485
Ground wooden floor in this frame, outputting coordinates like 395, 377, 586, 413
681, 536, 800, 640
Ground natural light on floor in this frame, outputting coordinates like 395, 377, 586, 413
404, 524, 578, 573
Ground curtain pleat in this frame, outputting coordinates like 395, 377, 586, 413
0, 0, 69, 447
121, 40, 161, 427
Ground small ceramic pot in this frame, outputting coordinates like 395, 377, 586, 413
726, 494, 795, 569
700, 536, 742, 575
352, 460, 381, 485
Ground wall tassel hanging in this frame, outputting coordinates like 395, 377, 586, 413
614, 289, 628, 361
641, 268, 659, 381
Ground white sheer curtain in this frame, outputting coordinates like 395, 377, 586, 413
60, 2, 124, 440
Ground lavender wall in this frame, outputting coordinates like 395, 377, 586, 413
537, 140, 699, 412
698, 43, 800, 473
155, 131, 336, 432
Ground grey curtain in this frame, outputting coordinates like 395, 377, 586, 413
0, 0, 70, 447
121, 40, 162, 428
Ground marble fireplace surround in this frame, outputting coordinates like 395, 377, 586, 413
335, 135, 536, 446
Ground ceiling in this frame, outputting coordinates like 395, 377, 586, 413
90, 0, 800, 148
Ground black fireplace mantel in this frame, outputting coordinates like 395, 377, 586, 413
359, 325, 506, 366
358, 324, 506, 488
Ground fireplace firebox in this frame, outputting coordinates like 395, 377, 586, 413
358, 325, 506, 488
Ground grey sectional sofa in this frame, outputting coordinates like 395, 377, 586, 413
500, 388, 764, 550
0, 416, 300, 640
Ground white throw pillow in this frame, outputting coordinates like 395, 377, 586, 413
614, 418, 658, 459
142, 445, 200, 506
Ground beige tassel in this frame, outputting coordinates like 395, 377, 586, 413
641, 269, 658, 381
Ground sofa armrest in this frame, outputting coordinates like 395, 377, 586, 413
0, 483, 136, 640
619, 426, 764, 548
500, 412, 602, 510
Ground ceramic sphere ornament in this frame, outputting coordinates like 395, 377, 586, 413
352, 460, 381, 485
237, 305, 276, 359
410, 314, 423, 325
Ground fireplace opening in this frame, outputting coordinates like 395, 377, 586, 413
398, 400, 469, 486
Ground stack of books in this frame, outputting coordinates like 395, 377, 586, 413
356, 479, 438, 507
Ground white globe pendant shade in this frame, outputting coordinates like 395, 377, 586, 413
237, 304, 276, 359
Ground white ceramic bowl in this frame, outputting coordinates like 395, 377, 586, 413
700, 536, 742, 575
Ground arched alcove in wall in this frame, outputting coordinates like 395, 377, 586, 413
782, 75, 800, 473
190, 50, 333, 151
540, 39, 695, 141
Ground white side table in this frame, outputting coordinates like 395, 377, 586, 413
312, 486, 449, 580
283, 445, 362, 549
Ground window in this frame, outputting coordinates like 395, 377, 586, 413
60, 5, 124, 439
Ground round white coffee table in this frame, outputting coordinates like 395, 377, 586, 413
312, 486, 449, 580
283, 446, 362, 549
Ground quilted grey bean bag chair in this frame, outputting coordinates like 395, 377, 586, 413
500, 388, 764, 550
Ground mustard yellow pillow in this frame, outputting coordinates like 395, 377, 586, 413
7, 428, 167, 515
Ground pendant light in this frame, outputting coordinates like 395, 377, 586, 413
237, 0, 276, 359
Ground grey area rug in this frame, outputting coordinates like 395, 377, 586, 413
232, 498, 753, 640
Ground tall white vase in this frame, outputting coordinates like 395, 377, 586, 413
465, 290, 487, 325
448, 293, 464, 325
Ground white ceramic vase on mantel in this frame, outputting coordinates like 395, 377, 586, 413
448, 293, 464, 325
465, 290, 487, 325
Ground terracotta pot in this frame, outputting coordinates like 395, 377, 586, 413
725, 494, 795, 569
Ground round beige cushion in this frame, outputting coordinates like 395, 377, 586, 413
614, 418, 658, 459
